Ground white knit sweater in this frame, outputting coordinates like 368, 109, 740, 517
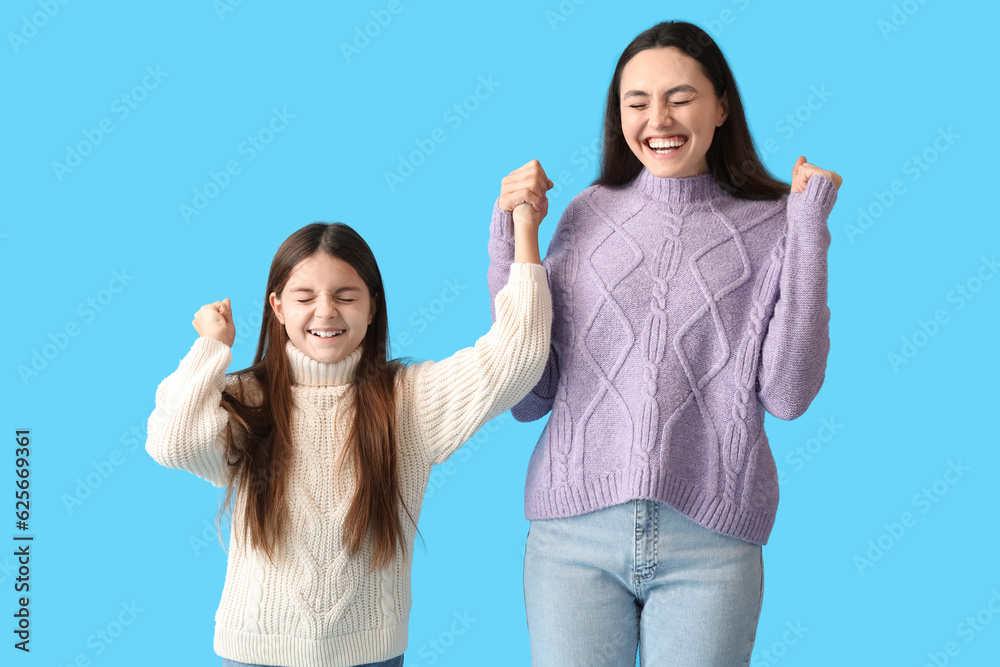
145, 262, 551, 667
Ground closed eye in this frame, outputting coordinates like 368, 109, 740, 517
297, 297, 356, 303
628, 99, 692, 109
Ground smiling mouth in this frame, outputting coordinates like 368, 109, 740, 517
308, 329, 344, 338
646, 136, 688, 154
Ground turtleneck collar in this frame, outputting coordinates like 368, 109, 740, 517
284, 340, 361, 387
633, 168, 724, 204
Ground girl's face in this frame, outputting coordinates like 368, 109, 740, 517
619, 46, 728, 179
269, 252, 375, 364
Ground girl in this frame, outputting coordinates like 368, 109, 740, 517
145, 204, 552, 667
487, 21, 842, 666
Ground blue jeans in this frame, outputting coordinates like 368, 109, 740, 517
222, 655, 402, 667
523, 499, 764, 666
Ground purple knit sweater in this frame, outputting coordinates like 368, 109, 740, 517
487, 168, 839, 545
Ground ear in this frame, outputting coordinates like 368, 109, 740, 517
717, 91, 730, 126
367, 295, 377, 326
269, 291, 284, 325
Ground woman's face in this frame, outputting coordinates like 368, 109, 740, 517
619, 46, 728, 179
269, 252, 375, 364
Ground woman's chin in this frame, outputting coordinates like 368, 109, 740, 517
638, 155, 705, 179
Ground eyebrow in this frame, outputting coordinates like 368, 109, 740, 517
288, 286, 363, 294
622, 84, 698, 99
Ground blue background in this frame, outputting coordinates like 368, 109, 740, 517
3, 0, 999, 665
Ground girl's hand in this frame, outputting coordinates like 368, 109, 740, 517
790, 155, 843, 193
500, 159, 554, 229
193, 298, 235, 347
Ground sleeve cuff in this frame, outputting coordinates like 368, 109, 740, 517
788, 174, 839, 217
190, 335, 233, 370
507, 261, 548, 283
490, 198, 516, 243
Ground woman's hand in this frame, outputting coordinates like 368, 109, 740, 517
193, 298, 235, 347
790, 155, 842, 193
500, 159, 554, 229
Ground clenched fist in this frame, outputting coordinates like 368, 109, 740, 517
500, 159, 554, 229
790, 155, 842, 194
193, 298, 235, 347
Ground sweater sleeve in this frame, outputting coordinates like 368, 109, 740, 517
757, 174, 838, 420
487, 199, 562, 422
403, 261, 552, 466
145, 336, 235, 487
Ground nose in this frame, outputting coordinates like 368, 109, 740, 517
651, 98, 672, 127
314, 295, 337, 318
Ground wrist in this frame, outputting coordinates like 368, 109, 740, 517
513, 223, 541, 265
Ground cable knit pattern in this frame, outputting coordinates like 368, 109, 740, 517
145, 262, 551, 667
487, 169, 837, 545
548, 221, 580, 487
636, 209, 682, 469
378, 560, 399, 626
242, 537, 267, 633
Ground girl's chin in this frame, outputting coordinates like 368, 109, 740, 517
308, 351, 348, 364
295, 340, 348, 363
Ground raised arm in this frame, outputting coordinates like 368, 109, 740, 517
145, 336, 234, 487
757, 162, 840, 420
405, 186, 553, 465
145, 298, 239, 487
487, 159, 560, 422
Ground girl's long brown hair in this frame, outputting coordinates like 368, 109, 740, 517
213, 222, 411, 572
595, 20, 790, 200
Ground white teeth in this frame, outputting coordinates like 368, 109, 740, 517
647, 137, 687, 151
309, 330, 342, 338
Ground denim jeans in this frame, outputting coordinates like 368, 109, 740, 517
222, 655, 403, 667
523, 499, 764, 666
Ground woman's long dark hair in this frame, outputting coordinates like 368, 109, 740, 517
595, 21, 789, 200
215, 222, 412, 573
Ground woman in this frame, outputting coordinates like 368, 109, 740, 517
487, 20, 842, 666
